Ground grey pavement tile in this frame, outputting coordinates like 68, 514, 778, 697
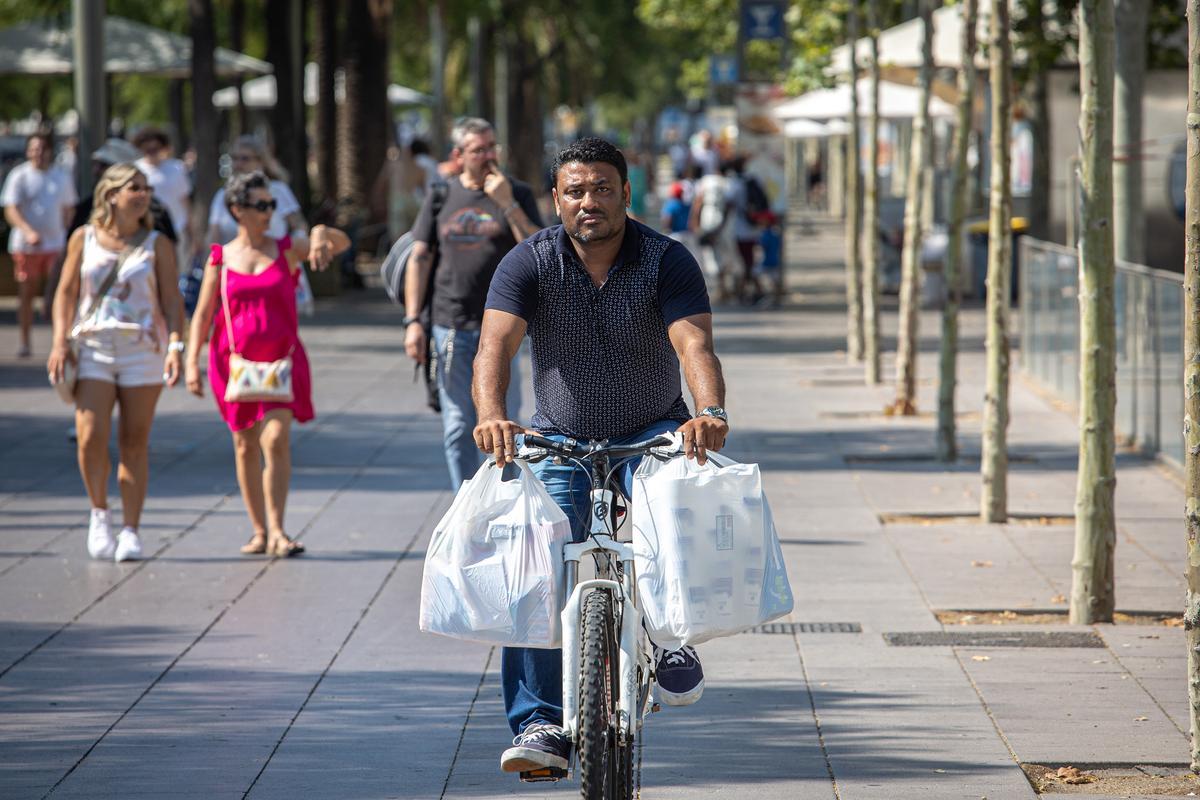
798, 638, 1038, 799
958, 648, 1189, 764
884, 524, 1060, 612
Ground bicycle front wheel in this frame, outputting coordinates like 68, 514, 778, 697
578, 588, 627, 799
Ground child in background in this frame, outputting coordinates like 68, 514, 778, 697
660, 182, 691, 234
757, 212, 784, 307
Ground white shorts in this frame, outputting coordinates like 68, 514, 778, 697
77, 331, 164, 388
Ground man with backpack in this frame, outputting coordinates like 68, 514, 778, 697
730, 157, 768, 305
402, 118, 543, 488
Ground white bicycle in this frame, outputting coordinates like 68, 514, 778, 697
513, 432, 684, 799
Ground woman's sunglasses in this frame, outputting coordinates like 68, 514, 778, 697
239, 199, 277, 213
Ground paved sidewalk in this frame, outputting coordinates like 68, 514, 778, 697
0, 216, 1190, 799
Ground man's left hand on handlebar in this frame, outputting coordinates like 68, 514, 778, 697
474, 419, 530, 465
676, 416, 727, 466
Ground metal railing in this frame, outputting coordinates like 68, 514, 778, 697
1018, 238, 1183, 467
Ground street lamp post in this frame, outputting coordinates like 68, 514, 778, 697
72, 0, 106, 198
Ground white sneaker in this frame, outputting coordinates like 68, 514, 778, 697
114, 528, 142, 562
87, 509, 115, 560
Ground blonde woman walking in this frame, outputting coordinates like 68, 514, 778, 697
47, 163, 186, 562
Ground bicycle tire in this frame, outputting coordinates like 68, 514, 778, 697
578, 589, 623, 799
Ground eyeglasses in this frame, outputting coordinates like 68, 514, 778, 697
463, 143, 498, 157
239, 199, 277, 213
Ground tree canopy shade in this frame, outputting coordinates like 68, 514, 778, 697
0, 15, 271, 77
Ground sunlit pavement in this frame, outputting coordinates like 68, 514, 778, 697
0, 218, 1188, 798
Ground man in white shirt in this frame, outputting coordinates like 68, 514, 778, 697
2, 132, 77, 357
133, 127, 191, 262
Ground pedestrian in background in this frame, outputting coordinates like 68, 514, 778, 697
374, 141, 428, 245
728, 158, 766, 304
3, 132, 77, 358
205, 135, 307, 253
46, 163, 186, 562
689, 163, 736, 301
402, 117, 542, 488
185, 171, 349, 558
133, 127, 191, 263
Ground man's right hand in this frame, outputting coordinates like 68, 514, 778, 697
404, 322, 427, 365
473, 418, 527, 464
24, 228, 41, 247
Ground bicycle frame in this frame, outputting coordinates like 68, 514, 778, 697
515, 433, 681, 758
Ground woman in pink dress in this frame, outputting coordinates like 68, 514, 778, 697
184, 171, 349, 557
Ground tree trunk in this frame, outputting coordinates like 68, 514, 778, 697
1022, 0, 1051, 242
314, 0, 338, 203
863, 0, 883, 384
430, 0, 447, 158
336, 0, 391, 226
1114, 0, 1147, 264
230, 0, 247, 136
506, 25, 545, 188
1183, 0, 1200, 769
937, 0, 978, 462
266, 0, 310, 210
980, 0, 1013, 523
189, 0, 219, 249
845, 8, 864, 362
1069, 0, 1117, 623
891, 0, 934, 415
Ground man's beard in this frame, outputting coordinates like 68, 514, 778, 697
567, 215, 621, 244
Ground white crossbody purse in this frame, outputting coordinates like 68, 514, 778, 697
220, 264, 295, 403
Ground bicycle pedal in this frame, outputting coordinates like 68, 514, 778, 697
519, 767, 568, 782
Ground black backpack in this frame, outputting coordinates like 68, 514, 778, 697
744, 175, 769, 222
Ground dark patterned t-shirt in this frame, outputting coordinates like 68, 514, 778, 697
485, 219, 711, 440
412, 176, 542, 330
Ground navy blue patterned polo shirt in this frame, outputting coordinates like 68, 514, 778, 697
485, 218, 711, 440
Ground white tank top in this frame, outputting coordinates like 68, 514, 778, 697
75, 225, 166, 348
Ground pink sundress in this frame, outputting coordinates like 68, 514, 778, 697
208, 236, 314, 432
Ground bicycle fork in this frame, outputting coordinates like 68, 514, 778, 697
560, 532, 641, 746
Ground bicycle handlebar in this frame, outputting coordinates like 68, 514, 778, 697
515, 432, 682, 462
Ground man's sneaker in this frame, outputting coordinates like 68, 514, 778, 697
654, 645, 705, 706
500, 722, 571, 772
87, 509, 115, 560
114, 528, 142, 562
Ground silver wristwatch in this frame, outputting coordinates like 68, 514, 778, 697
698, 405, 729, 423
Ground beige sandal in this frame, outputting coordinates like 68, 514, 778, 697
268, 535, 305, 558
239, 534, 268, 555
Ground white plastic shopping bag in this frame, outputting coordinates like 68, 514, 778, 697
632, 450, 793, 650
419, 459, 571, 648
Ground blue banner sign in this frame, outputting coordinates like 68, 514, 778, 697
742, 1, 786, 40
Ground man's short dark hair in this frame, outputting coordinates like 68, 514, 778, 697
26, 131, 53, 150
132, 127, 170, 151
551, 137, 628, 187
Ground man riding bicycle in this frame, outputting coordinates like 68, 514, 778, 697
471, 137, 729, 774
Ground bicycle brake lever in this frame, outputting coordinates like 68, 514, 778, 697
515, 446, 548, 462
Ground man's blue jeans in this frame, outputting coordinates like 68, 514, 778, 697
500, 419, 679, 736
432, 325, 522, 489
